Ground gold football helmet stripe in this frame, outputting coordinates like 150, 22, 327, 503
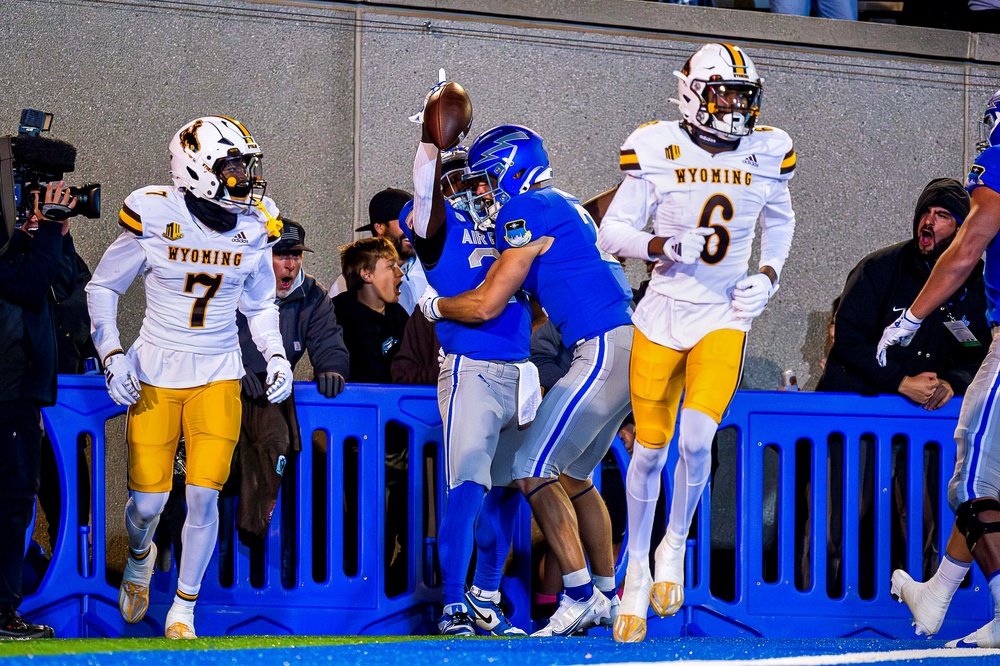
215, 115, 253, 140
721, 43, 748, 77
119, 205, 142, 235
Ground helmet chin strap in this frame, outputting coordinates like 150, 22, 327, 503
682, 121, 740, 152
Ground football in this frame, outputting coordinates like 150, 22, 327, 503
423, 82, 473, 150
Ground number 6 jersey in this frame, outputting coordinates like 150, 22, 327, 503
87, 186, 284, 388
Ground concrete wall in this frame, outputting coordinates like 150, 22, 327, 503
2, 0, 999, 394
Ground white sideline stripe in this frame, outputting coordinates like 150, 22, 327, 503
574, 647, 1000, 666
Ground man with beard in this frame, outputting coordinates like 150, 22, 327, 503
353, 188, 428, 314
819, 178, 989, 405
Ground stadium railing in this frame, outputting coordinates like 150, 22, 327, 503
20, 376, 992, 638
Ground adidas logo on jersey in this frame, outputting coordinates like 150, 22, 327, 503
231, 231, 249, 244
742, 155, 759, 167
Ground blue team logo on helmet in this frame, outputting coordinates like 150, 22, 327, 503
503, 219, 532, 248
465, 124, 552, 227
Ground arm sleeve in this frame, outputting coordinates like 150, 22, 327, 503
596, 174, 658, 261
758, 178, 796, 280
238, 247, 285, 362
412, 141, 439, 239
304, 287, 351, 377
85, 232, 147, 360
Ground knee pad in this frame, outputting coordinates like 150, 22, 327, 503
956, 498, 1000, 552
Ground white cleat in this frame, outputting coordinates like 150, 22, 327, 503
165, 603, 197, 640
946, 618, 1000, 648
652, 536, 685, 617
531, 588, 610, 637
118, 543, 157, 624
614, 563, 653, 643
600, 592, 620, 630
890, 569, 949, 637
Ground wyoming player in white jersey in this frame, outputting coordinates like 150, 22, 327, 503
598, 43, 796, 642
86, 116, 292, 639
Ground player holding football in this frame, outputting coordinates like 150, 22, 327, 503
403, 77, 535, 636
879, 89, 1000, 649
420, 124, 635, 637
86, 116, 291, 639
597, 42, 796, 642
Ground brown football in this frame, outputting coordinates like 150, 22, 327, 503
423, 82, 473, 150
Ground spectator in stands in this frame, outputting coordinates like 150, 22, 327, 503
819, 178, 988, 404
333, 237, 409, 383
771, 0, 857, 20
230, 219, 349, 541
0, 181, 77, 639
334, 188, 428, 315
880, 88, 1000, 649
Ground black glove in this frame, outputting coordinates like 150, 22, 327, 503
241, 369, 265, 399
316, 372, 345, 399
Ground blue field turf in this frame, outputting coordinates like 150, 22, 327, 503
4, 637, 1000, 666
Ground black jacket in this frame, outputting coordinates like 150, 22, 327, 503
0, 223, 77, 405
332, 291, 408, 383
818, 239, 990, 396
238, 273, 349, 379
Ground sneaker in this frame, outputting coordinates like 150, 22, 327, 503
600, 592, 620, 629
651, 536, 684, 617
946, 618, 1000, 648
119, 543, 157, 624
0, 607, 54, 640
164, 603, 196, 639
465, 586, 526, 636
891, 569, 950, 637
530, 588, 610, 637
438, 603, 475, 637
614, 563, 653, 643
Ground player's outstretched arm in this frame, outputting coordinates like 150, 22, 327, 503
431, 242, 543, 324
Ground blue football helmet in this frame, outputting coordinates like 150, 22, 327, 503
978, 89, 1000, 154
465, 124, 552, 225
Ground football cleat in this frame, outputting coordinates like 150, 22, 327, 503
890, 569, 950, 637
438, 603, 476, 637
614, 563, 653, 642
118, 543, 157, 624
600, 591, 620, 629
530, 588, 610, 637
465, 586, 527, 636
946, 618, 1000, 648
652, 536, 685, 617
164, 603, 196, 639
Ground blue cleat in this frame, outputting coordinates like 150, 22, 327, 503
438, 603, 476, 637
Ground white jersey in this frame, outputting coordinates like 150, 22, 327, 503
86, 186, 284, 388
599, 120, 796, 307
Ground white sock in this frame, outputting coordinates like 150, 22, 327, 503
990, 575, 1000, 619
593, 575, 617, 596
562, 568, 591, 589
928, 555, 971, 601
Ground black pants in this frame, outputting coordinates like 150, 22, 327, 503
0, 400, 43, 610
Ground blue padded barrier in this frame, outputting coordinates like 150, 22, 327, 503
21, 378, 994, 639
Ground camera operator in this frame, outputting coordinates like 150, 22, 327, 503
0, 181, 76, 639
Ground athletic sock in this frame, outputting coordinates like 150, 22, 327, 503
472, 486, 521, 593
439, 481, 486, 607
563, 568, 593, 602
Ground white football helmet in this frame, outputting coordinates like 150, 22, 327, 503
672, 43, 763, 141
168, 115, 265, 209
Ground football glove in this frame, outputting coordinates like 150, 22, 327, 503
877, 309, 923, 367
408, 68, 448, 126
662, 227, 714, 264
316, 372, 345, 399
731, 273, 775, 321
419, 284, 443, 322
104, 352, 141, 406
241, 369, 265, 400
265, 355, 293, 403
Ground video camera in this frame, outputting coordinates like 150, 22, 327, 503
0, 109, 100, 240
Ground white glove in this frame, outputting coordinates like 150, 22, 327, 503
876, 309, 923, 367
662, 227, 714, 264
408, 68, 448, 124
731, 273, 775, 321
419, 284, 442, 322
104, 353, 141, 406
265, 355, 293, 403
437, 347, 446, 368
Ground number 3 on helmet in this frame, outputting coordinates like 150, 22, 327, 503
168, 115, 266, 210
673, 43, 763, 141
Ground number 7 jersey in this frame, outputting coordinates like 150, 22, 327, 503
87, 186, 284, 388
606, 120, 796, 305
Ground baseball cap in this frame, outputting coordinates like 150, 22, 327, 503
273, 218, 313, 254
357, 188, 412, 235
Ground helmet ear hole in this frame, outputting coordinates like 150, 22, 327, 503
512, 168, 526, 181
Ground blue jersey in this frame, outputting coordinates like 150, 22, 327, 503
494, 187, 633, 344
400, 200, 531, 361
967, 147, 1000, 324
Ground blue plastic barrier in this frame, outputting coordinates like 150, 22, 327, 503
21, 378, 994, 639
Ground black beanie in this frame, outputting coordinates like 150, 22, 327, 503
912, 177, 971, 236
